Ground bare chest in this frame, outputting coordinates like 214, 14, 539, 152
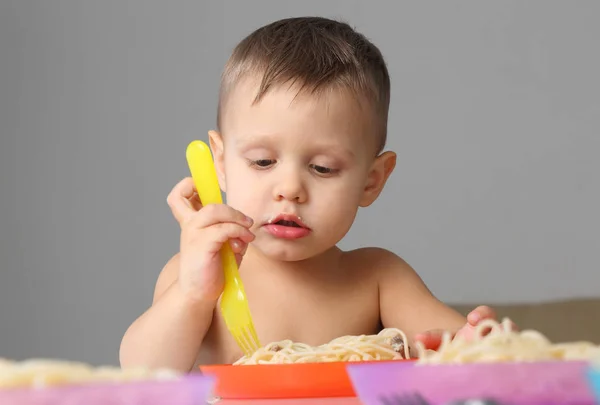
197, 276, 380, 365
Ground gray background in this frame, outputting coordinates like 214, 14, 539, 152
1, 1, 598, 366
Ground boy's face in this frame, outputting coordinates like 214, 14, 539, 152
210, 78, 395, 262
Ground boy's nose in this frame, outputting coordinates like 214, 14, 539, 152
273, 175, 307, 204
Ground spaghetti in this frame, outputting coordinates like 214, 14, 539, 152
417, 317, 600, 364
234, 328, 412, 365
0, 358, 179, 388
4, 318, 598, 388
235, 318, 600, 365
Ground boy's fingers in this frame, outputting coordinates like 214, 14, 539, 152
204, 224, 255, 253
172, 177, 197, 200
467, 305, 496, 325
235, 253, 243, 267
235, 243, 248, 267
189, 192, 203, 211
188, 204, 253, 230
167, 177, 198, 224
229, 239, 246, 254
167, 178, 254, 230
414, 330, 445, 351
233, 242, 249, 267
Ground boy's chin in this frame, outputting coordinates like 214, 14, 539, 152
253, 240, 328, 262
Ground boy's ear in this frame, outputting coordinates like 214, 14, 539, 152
359, 151, 396, 207
208, 130, 227, 192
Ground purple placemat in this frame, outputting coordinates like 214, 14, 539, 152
0, 373, 216, 405
347, 361, 595, 405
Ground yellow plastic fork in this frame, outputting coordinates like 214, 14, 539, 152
186, 140, 261, 356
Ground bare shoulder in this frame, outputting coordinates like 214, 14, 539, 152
152, 253, 181, 303
342, 247, 415, 280
349, 248, 465, 335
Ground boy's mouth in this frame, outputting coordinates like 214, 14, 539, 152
263, 214, 310, 239
267, 214, 309, 229
273, 219, 302, 228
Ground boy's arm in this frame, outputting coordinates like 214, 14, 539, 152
376, 249, 466, 343
119, 253, 216, 372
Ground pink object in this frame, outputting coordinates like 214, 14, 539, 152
347, 361, 596, 405
0, 374, 216, 405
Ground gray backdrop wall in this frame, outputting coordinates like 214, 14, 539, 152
1, 1, 598, 365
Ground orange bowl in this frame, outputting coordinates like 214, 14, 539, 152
199, 360, 415, 399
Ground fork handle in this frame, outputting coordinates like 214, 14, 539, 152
186, 140, 223, 205
186, 140, 240, 283
220, 244, 239, 283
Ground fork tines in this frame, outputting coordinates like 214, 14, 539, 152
234, 323, 261, 356
378, 394, 506, 405
378, 392, 430, 405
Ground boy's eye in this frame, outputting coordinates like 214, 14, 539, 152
249, 159, 275, 168
309, 164, 337, 175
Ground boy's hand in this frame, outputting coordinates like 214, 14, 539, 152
415, 306, 510, 351
167, 177, 255, 303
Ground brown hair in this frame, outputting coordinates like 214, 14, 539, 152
217, 17, 391, 153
